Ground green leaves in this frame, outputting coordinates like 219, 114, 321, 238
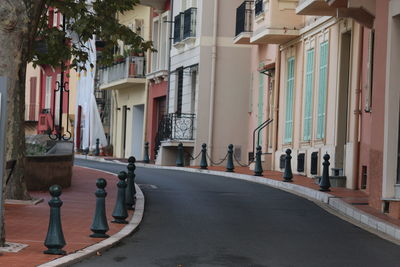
30, 0, 154, 69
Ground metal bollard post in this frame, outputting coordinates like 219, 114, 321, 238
226, 144, 234, 172
319, 153, 331, 192
176, 142, 184, 167
90, 178, 109, 238
254, 146, 263, 176
95, 138, 100, 156
199, 143, 208, 169
283, 149, 293, 182
44, 185, 66, 255
128, 156, 137, 199
125, 163, 136, 210
144, 142, 150, 163
112, 171, 129, 224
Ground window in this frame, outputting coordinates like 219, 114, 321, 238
255, 0, 264, 17
174, 13, 184, 43
284, 57, 295, 144
316, 41, 329, 139
190, 69, 197, 114
303, 48, 314, 141
152, 19, 159, 72
29, 77, 37, 121
183, 8, 197, 39
45, 76, 52, 109
160, 14, 169, 70
176, 68, 184, 115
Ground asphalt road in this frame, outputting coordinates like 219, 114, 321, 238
74, 159, 400, 267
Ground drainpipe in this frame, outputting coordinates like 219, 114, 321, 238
166, 0, 174, 115
272, 45, 281, 170
207, 0, 219, 163
352, 24, 364, 190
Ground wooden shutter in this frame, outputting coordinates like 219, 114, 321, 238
317, 41, 329, 139
29, 77, 37, 121
303, 49, 314, 141
284, 57, 295, 143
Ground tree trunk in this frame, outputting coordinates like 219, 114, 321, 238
0, 0, 30, 246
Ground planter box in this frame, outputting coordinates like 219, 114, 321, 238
25, 142, 73, 191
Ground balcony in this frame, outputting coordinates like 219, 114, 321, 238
329, 0, 375, 28
296, 0, 336, 16
234, 1, 254, 45
98, 56, 146, 90
139, 0, 168, 10
157, 113, 195, 141
250, 0, 303, 44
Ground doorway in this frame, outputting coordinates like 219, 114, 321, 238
132, 104, 145, 160
336, 31, 352, 170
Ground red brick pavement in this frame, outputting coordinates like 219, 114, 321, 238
1, 166, 133, 267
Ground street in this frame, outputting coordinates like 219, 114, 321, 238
74, 159, 400, 267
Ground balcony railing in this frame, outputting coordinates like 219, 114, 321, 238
98, 56, 145, 86
157, 113, 195, 141
236, 1, 253, 37
255, 0, 264, 16
183, 8, 197, 39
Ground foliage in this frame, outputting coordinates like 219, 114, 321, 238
30, 0, 154, 70
26, 143, 47, 156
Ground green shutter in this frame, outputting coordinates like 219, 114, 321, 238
258, 72, 264, 146
303, 48, 314, 141
284, 57, 295, 143
317, 41, 328, 139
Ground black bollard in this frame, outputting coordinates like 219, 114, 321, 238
90, 178, 109, 238
283, 149, 293, 182
199, 143, 208, 169
226, 144, 234, 172
144, 142, 150, 163
44, 185, 66, 255
319, 153, 331, 192
125, 163, 136, 210
127, 156, 137, 199
95, 138, 100, 156
112, 171, 129, 224
176, 142, 184, 167
254, 146, 263, 176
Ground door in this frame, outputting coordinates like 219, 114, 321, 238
132, 104, 145, 160
336, 31, 352, 169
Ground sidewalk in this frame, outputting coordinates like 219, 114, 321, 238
1, 165, 136, 267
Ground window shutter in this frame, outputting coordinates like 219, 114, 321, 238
284, 57, 295, 143
316, 41, 329, 139
303, 49, 314, 141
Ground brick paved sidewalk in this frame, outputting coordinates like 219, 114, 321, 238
1, 166, 133, 267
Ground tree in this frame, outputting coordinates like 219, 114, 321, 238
0, 0, 153, 245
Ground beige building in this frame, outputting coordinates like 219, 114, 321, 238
98, 5, 151, 159
155, 0, 252, 166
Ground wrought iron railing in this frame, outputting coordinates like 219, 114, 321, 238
235, 1, 253, 37
183, 8, 197, 39
98, 56, 145, 86
255, 0, 264, 17
158, 113, 195, 141
154, 113, 195, 159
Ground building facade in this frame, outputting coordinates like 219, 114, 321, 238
98, 5, 151, 159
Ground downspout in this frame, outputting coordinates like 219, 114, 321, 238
207, 0, 219, 163
272, 45, 281, 170
352, 25, 364, 189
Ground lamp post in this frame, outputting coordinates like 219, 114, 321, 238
49, 13, 71, 141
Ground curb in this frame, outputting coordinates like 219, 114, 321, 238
38, 167, 145, 267
75, 154, 400, 242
